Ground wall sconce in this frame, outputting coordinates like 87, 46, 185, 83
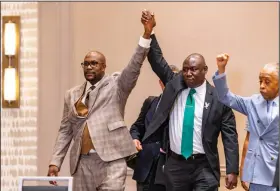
1, 16, 20, 108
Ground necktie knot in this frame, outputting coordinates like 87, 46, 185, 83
86, 86, 95, 96
189, 88, 196, 96
85, 86, 95, 107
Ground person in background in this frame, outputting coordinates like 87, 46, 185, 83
130, 65, 179, 191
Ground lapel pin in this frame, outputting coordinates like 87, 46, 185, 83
204, 102, 210, 110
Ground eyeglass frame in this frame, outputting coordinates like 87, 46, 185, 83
81, 60, 104, 68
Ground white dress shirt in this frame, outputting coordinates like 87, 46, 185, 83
169, 80, 207, 155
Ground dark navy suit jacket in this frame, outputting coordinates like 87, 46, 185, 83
130, 96, 165, 183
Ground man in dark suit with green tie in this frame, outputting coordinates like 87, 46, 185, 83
140, 11, 239, 191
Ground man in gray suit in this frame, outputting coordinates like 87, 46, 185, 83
213, 54, 279, 191
47, 19, 154, 191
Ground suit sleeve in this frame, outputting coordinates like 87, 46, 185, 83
220, 105, 239, 175
212, 72, 251, 115
117, 37, 150, 98
273, 155, 279, 187
49, 91, 73, 170
130, 98, 151, 141
147, 34, 175, 85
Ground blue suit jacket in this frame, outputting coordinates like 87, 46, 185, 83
213, 72, 279, 186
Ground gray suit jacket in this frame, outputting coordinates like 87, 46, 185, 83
50, 45, 149, 175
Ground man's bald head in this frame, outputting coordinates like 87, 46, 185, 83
84, 51, 106, 64
185, 53, 206, 67
259, 62, 279, 101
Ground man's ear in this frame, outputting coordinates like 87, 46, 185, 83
102, 63, 106, 71
204, 65, 208, 72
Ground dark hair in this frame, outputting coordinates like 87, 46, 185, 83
169, 65, 179, 73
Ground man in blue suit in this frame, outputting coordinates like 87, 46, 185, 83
212, 53, 279, 191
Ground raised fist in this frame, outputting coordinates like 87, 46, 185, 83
216, 53, 229, 73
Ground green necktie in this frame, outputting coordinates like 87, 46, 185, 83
181, 88, 196, 159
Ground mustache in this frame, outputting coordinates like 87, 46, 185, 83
186, 77, 194, 80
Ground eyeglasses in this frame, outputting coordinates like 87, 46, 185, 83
81, 61, 103, 68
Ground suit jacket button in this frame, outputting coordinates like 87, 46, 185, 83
254, 154, 257, 157
257, 120, 260, 123
260, 137, 263, 140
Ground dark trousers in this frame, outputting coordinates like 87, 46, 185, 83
136, 156, 166, 191
137, 182, 165, 191
164, 152, 218, 191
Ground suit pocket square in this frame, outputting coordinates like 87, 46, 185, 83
107, 120, 126, 131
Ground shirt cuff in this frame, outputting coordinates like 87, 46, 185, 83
213, 70, 226, 80
139, 36, 152, 48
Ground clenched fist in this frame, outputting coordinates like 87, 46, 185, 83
133, 139, 143, 151
216, 53, 230, 74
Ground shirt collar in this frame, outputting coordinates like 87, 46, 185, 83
85, 78, 102, 92
192, 80, 206, 95
269, 96, 279, 106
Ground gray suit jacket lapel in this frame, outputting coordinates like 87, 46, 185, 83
87, 75, 110, 115
73, 82, 86, 103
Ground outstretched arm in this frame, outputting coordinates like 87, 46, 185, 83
212, 54, 251, 115
142, 11, 175, 85
148, 34, 175, 85
117, 14, 153, 98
